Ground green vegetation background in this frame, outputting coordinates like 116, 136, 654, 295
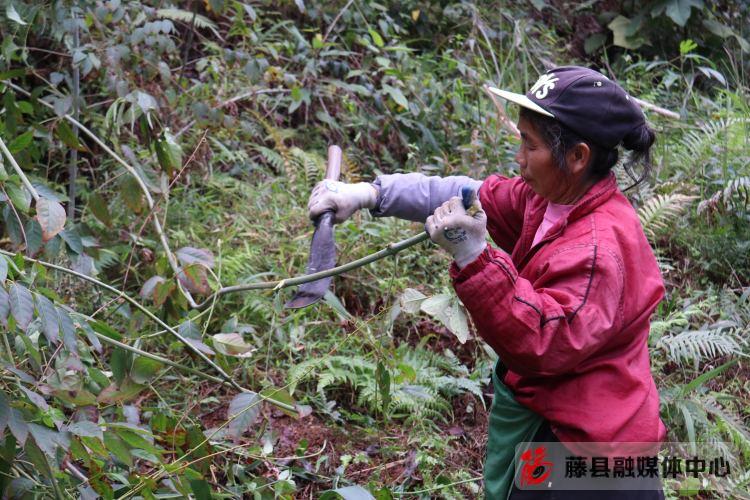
0, 0, 748, 498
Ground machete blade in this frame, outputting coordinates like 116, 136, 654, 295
284, 212, 336, 309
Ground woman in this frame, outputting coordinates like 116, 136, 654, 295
308, 66, 666, 499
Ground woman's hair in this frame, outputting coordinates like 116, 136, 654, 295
519, 107, 655, 189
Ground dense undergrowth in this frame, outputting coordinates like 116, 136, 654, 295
0, 0, 748, 498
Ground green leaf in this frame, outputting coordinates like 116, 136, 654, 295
368, 29, 384, 48
35, 197, 66, 242
154, 130, 182, 176
28, 423, 70, 458
5, 182, 32, 212
130, 357, 163, 384
56, 307, 78, 354
67, 421, 103, 440
382, 84, 409, 109
35, 293, 59, 344
8, 130, 34, 154
103, 432, 133, 467
119, 175, 145, 214
5, 3, 26, 25
8, 408, 28, 445
584, 33, 607, 54
9, 282, 33, 330
327, 486, 376, 500
87, 192, 112, 227
153, 279, 175, 307
55, 120, 84, 151
212, 333, 255, 357
608, 16, 643, 49
59, 228, 83, 254
227, 392, 261, 441
190, 480, 212, 500
23, 219, 43, 255
665, 0, 703, 27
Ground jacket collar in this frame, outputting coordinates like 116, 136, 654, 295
520, 173, 619, 260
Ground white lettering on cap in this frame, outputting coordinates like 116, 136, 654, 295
529, 73, 560, 99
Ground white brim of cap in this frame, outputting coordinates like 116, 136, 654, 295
486, 86, 555, 118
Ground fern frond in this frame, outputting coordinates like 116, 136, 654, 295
638, 193, 696, 240
658, 328, 741, 365
698, 176, 750, 215
254, 145, 286, 174
156, 9, 221, 39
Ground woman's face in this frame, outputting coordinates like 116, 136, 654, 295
515, 115, 573, 203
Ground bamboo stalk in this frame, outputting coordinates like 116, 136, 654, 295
198, 232, 430, 308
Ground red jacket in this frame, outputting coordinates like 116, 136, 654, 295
450, 173, 666, 444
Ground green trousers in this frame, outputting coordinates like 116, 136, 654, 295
484, 361, 544, 500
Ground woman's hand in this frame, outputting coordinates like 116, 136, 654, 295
425, 196, 487, 268
307, 181, 378, 223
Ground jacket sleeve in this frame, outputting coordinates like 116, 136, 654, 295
369, 173, 482, 222
478, 175, 529, 253
451, 244, 625, 377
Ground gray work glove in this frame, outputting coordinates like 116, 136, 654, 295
307, 180, 378, 224
425, 196, 488, 269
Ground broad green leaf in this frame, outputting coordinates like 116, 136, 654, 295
103, 432, 133, 467
67, 421, 103, 440
190, 479, 212, 500
8, 408, 28, 445
448, 299, 470, 344
608, 16, 643, 49
110, 347, 129, 385
420, 293, 451, 320
227, 392, 261, 440
56, 307, 78, 354
35, 197, 66, 242
154, 130, 182, 175
5, 3, 26, 25
212, 333, 255, 357
5, 182, 32, 212
9, 282, 33, 330
23, 219, 43, 255
59, 228, 83, 254
55, 120, 84, 151
119, 175, 144, 214
368, 29, 384, 48
8, 130, 34, 154
130, 357, 163, 384
20, 387, 48, 412
382, 84, 408, 109
260, 387, 300, 419
87, 192, 111, 226
665, 0, 703, 27
176, 247, 214, 268
29, 424, 70, 458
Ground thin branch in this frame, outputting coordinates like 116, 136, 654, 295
482, 84, 521, 139
322, 0, 355, 44
633, 97, 681, 120
2, 80, 199, 308
0, 136, 40, 202
197, 232, 431, 308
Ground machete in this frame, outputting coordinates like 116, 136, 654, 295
285, 145, 342, 309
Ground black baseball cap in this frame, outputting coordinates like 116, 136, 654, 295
487, 66, 646, 150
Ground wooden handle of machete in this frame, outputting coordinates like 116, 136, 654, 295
325, 145, 342, 181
